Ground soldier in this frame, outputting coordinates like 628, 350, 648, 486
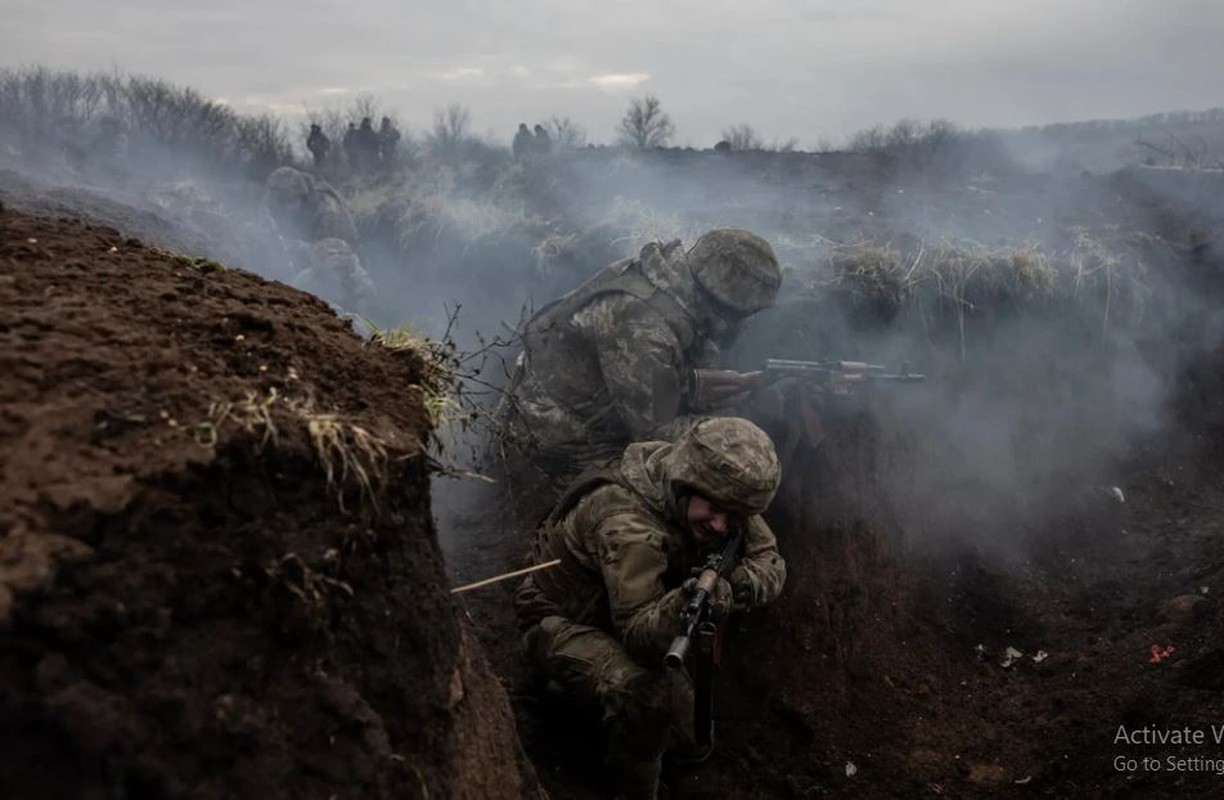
342, 122, 359, 172
264, 166, 375, 315
533, 123, 553, 155
515, 416, 786, 800
377, 116, 401, 170
355, 117, 379, 174
512, 123, 534, 162
503, 228, 782, 490
295, 237, 378, 314
306, 123, 331, 170
265, 166, 359, 243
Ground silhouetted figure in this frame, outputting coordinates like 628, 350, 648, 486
512, 123, 533, 162
306, 124, 331, 169
354, 117, 379, 174
533, 124, 553, 156
377, 116, 401, 171
342, 122, 359, 172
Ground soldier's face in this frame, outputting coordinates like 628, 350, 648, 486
686, 495, 732, 546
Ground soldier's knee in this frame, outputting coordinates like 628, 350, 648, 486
612, 669, 674, 728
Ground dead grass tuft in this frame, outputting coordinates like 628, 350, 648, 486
305, 412, 391, 512
194, 386, 405, 513
829, 231, 1139, 359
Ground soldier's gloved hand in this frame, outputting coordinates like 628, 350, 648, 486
682, 576, 735, 620
743, 377, 797, 428
725, 565, 754, 611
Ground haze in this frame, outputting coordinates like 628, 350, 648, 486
8, 0, 1224, 146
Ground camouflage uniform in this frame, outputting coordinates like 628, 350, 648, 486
293, 238, 378, 313
265, 166, 359, 244
506, 229, 781, 490
265, 167, 374, 314
515, 417, 787, 800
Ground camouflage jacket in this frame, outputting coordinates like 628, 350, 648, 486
511, 241, 721, 462
514, 440, 787, 663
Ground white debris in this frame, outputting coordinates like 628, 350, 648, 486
1200, 586, 1211, 595
845, 761, 858, 778
1032, 650, 1049, 663
1110, 486, 1126, 504
1000, 646, 1024, 668
1015, 775, 1032, 785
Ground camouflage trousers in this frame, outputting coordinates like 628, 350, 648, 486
522, 616, 694, 800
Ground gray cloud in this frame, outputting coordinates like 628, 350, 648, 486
7, 0, 1224, 146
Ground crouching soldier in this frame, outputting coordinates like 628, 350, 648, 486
515, 417, 786, 800
504, 228, 783, 492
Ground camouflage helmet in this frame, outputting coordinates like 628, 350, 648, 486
687, 229, 781, 314
663, 417, 781, 518
265, 166, 315, 206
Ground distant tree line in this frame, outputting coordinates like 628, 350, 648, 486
0, 66, 293, 181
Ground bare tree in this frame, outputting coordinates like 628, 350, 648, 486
720, 123, 762, 151
427, 103, 471, 158
546, 115, 588, 149
348, 94, 380, 125
617, 95, 674, 148
847, 117, 959, 153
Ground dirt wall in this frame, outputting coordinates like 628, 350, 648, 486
0, 208, 538, 799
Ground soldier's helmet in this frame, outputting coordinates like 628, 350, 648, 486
266, 166, 314, 203
663, 417, 781, 518
687, 228, 781, 315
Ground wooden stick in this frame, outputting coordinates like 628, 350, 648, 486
450, 559, 562, 594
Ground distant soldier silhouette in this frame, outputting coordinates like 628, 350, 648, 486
342, 123, 359, 172
306, 124, 331, 169
354, 117, 380, 174
377, 116, 401, 171
533, 123, 553, 155
513, 123, 534, 162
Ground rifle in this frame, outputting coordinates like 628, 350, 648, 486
664, 530, 743, 751
689, 358, 926, 409
760, 358, 926, 395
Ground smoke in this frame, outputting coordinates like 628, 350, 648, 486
3, 73, 1221, 568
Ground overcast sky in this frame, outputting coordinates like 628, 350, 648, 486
7, 0, 1224, 147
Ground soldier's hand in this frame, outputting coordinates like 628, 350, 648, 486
690, 369, 767, 411
683, 576, 734, 620
743, 377, 796, 427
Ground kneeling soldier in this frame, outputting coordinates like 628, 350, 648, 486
515, 417, 786, 799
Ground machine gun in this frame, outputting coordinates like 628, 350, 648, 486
664, 530, 743, 751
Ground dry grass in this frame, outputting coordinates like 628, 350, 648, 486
194, 386, 403, 513
305, 412, 391, 512
607, 196, 705, 252
364, 320, 460, 428
829, 231, 1140, 359
829, 240, 908, 311
361, 319, 483, 468
346, 165, 544, 253
531, 231, 578, 277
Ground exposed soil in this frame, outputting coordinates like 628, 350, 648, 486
0, 207, 538, 799
5, 151, 1224, 800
